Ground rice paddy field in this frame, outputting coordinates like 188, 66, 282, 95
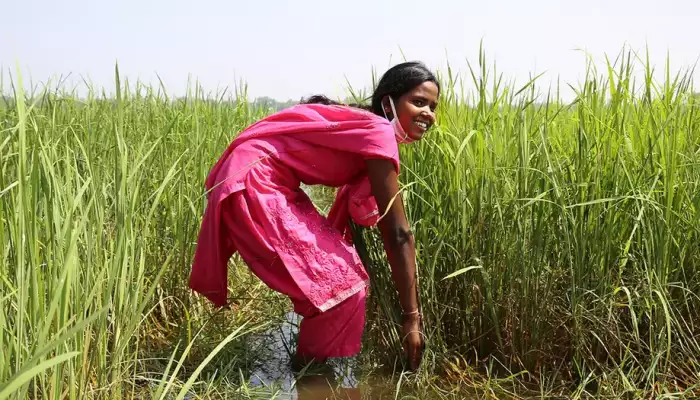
1, 48, 699, 399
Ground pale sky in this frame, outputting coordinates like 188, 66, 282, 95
2, 0, 698, 102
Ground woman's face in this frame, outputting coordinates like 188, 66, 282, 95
391, 81, 439, 141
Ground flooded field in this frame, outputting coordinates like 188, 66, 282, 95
243, 312, 468, 400
3, 50, 699, 398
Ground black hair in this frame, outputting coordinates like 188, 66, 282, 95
299, 94, 371, 111
300, 61, 439, 119
370, 61, 440, 117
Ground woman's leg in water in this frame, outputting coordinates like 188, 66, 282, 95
292, 286, 367, 366
221, 193, 367, 366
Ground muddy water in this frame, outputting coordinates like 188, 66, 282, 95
244, 311, 474, 399
243, 312, 461, 399
246, 312, 363, 399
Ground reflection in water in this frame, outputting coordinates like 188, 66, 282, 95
247, 312, 361, 399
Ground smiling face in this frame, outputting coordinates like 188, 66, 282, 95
386, 81, 440, 142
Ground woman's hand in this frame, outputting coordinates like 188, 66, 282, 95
402, 313, 423, 370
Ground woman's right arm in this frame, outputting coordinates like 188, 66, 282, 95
364, 158, 423, 369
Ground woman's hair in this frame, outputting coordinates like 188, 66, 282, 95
301, 61, 439, 118
369, 61, 440, 117
299, 94, 372, 111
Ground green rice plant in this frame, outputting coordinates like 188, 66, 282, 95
0, 65, 273, 398
356, 46, 700, 396
2, 44, 698, 398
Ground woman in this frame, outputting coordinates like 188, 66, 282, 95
189, 61, 440, 371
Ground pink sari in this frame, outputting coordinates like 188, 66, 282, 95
189, 104, 400, 311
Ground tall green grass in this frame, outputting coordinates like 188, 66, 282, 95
0, 67, 277, 398
357, 47, 700, 397
1, 46, 699, 398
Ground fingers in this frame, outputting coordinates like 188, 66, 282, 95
404, 335, 423, 370
405, 344, 414, 370
409, 345, 418, 370
412, 341, 422, 370
402, 322, 424, 371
